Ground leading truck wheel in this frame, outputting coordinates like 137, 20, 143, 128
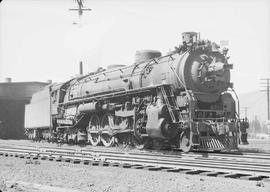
100, 113, 115, 147
179, 130, 192, 152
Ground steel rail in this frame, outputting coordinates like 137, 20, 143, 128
1, 140, 269, 158
1, 148, 268, 174
1, 143, 270, 164
2, 146, 270, 170
2, 139, 270, 159
0, 146, 270, 179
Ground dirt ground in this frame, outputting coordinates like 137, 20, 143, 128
239, 139, 270, 153
0, 156, 269, 192
0, 139, 270, 192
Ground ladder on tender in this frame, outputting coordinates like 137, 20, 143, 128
160, 85, 180, 123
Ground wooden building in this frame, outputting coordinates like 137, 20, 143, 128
0, 80, 48, 139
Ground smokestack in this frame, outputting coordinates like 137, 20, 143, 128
4, 77, 12, 83
79, 61, 83, 75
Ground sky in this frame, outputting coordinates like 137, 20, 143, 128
0, 0, 269, 94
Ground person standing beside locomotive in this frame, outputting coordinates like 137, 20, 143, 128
239, 118, 249, 144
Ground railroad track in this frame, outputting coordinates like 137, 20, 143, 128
0, 144, 270, 182
1, 142, 270, 163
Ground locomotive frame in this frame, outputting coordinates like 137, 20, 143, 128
25, 32, 240, 152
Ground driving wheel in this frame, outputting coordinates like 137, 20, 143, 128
87, 114, 100, 146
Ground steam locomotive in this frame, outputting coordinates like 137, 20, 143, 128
25, 32, 240, 152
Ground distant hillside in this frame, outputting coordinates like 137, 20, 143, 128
238, 90, 268, 121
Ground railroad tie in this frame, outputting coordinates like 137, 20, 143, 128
83, 160, 91, 165
121, 163, 132, 168
199, 171, 226, 177
55, 157, 63, 162
64, 158, 72, 162
144, 166, 161, 171
217, 173, 244, 179
90, 161, 100, 166
72, 159, 81, 164
161, 168, 183, 173
239, 175, 269, 181
40, 156, 47, 160
1, 145, 270, 183
130, 165, 145, 169
179, 169, 202, 175
32, 155, 39, 160
108, 162, 121, 167
100, 161, 110, 167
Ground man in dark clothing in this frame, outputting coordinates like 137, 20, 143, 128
240, 118, 249, 144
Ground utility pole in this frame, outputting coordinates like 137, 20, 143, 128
69, 0, 92, 20
242, 107, 249, 119
260, 78, 270, 120
69, 0, 91, 76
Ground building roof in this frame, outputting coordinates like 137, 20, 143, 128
0, 82, 49, 101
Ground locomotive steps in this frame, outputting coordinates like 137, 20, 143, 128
0, 144, 269, 182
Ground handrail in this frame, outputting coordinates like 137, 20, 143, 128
228, 87, 240, 120
195, 109, 224, 112
60, 84, 170, 106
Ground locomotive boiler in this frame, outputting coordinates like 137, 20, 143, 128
25, 32, 239, 152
